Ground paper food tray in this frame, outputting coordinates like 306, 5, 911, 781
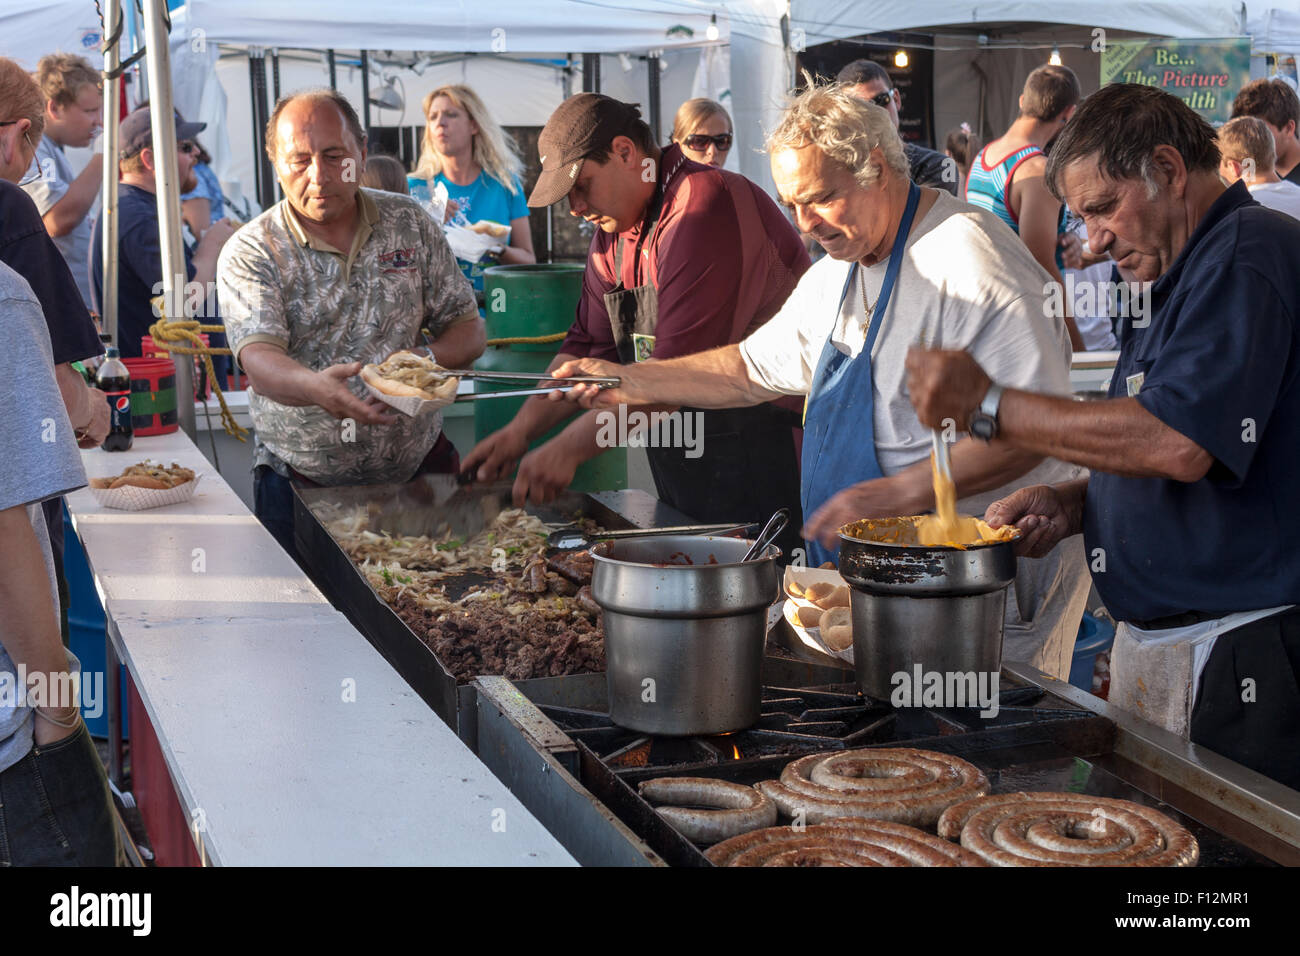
782, 565, 855, 663
89, 474, 201, 511
443, 225, 498, 263
364, 380, 458, 417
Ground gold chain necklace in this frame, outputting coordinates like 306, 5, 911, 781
860, 267, 876, 321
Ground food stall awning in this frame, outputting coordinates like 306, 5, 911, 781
173, 0, 730, 52
789, 1, 1248, 47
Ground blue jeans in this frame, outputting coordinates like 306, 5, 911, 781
0, 723, 122, 866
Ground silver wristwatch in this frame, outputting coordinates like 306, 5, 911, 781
969, 384, 1004, 442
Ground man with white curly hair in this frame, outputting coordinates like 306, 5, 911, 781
550, 80, 1091, 680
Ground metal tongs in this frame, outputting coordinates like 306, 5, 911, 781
415, 333, 619, 402
449, 369, 621, 402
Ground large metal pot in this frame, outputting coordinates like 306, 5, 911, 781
838, 518, 1017, 701
590, 535, 779, 735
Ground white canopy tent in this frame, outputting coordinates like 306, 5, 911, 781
0, 0, 108, 69
775, 1, 1252, 165
164, 0, 737, 213
172, 0, 730, 54
788, 2, 1247, 47
1249, 2, 1300, 56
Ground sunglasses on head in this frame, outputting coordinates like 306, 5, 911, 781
870, 89, 895, 109
683, 132, 733, 152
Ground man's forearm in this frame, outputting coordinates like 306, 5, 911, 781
191, 253, 219, 290
43, 154, 103, 237
551, 402, 683, 466
0, 507, 73, 684
55, 363, 91, 429
238, 345, 320, 406
428, 313, 486, 370
627, 345, 781, 408
999, 391, 1208, 480
1056, 477, 1090, 535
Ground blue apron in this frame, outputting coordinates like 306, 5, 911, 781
801, 182, 921, 566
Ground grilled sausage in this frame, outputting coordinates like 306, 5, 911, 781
576, 586, 601, 617
638, 777, 778, 844
706, 820, 985, 867
936, 792, 1199, 867
756, 748, 989, 827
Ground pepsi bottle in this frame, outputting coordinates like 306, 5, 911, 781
97, 346, 133, 452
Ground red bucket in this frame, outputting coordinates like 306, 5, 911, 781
140, 334, 246, 393
123, 357, 178, 436
141, 333, 213, 399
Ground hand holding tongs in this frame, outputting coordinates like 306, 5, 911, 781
415, 332, 619, 401
448, 369, 621, 401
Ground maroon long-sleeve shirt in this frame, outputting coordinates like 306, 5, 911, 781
561, 145, 811, 362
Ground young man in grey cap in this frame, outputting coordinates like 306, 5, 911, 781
464, 93, 810, 556
90, 106, 236, 358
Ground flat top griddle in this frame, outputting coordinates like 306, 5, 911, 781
293, 483, 695, 733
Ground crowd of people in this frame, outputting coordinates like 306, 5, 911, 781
3, 45, 1300, 866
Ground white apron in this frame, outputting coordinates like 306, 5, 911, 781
1109, 605, 1294, 737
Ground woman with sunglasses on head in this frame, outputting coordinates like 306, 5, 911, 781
409, 84, 535, 298
671, 98, 733, 168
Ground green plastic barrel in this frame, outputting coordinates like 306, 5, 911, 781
478, 264, 627, 492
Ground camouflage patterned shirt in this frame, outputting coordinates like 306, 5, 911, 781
218, 188, 477, 484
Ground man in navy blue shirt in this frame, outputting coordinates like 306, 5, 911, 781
905, 84, 1300, 791
91, 107, 235, 364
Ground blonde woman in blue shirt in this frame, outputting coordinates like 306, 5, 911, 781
409, 84, 535, 294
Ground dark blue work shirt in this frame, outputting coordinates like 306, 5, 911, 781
91, 183, 197, 358
1084, 181, 1300, 622
0, 180, 100, 364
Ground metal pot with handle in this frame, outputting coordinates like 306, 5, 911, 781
837, 517, 1017, 701
590, 534, 780, 735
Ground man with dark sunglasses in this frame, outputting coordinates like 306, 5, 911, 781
90, 107, 236, 360
837, 59, 958, 196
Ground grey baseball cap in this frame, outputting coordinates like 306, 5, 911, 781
119, 107, 206, 158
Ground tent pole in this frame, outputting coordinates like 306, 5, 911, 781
360, 50, 372, 139
271, 48, 281, 101
647, 53, 661, 143
141, 0, 195, 439
582, 53, 600, 93
100, 0, 122, 348
327, 49, 337, 90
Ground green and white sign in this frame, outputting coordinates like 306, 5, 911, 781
1101, 37, 1251, 123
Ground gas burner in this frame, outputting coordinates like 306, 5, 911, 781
536, 677, 1082, 774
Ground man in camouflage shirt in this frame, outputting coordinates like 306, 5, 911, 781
218, 89, 484, 556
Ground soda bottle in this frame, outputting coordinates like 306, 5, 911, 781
97, 346, 133, 452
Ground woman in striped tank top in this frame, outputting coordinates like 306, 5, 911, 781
966, 64, 1085, 350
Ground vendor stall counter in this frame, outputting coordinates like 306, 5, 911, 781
64, 429, 575, 866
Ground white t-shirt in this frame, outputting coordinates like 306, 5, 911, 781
1064, 221, 1119, 351
1247, 180, 1300, 221
739, 190, 1082, 513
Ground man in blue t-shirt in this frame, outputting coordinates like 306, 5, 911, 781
905, 84, 1300, 791
91, 107, 235, 364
